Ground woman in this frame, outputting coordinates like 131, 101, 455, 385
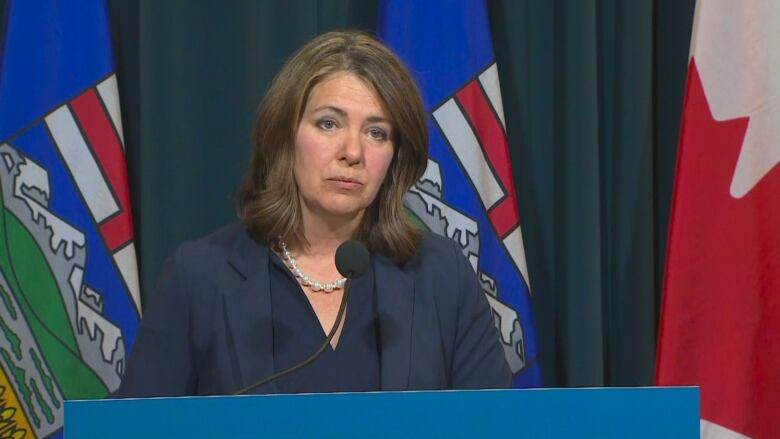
117, 30, 511, 397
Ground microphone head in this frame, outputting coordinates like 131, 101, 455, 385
335, 240, 370, 278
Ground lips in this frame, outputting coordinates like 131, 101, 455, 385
329, 176, 361, 183
327, 176, 363, 190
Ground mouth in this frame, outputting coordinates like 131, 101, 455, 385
327, 176, 364, 190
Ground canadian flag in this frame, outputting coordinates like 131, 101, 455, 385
655, 1, 780, 439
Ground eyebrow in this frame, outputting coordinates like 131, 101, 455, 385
311, 105, 390, 124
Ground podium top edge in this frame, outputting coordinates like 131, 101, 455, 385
67, 386, 699, 404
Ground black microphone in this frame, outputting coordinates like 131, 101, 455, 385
335, 239, 370, 278
234, 240, 370, 395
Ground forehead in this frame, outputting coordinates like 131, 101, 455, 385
305, 72, 388, 116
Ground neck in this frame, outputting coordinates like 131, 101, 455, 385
295, 210, 363, 257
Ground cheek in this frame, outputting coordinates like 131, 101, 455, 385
367, 148, 395, 186
293, 129, 322, 175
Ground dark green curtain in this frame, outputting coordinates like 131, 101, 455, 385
97, 0, 694, 387
489, 0, 696, 387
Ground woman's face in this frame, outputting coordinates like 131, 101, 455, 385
293, 72, 395, 224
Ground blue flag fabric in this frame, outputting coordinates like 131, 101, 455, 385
0, 1, 140, 436
379, 0, 542, 387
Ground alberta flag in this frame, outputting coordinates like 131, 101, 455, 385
379, 0, 542, 387
0, 1, 140, 437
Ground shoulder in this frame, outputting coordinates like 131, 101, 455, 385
418, 230, 461, 255
148, 222, 265, 314
404, 231, 466, 273
163, 222, 265, 286
171, 222, 260, 264
397, 232, 476, 297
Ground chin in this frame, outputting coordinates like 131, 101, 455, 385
322, 205, 365, 218
320, 196, 370, 216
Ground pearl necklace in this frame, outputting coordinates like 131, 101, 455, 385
279, 240, 347, 293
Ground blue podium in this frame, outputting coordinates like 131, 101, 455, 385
65, 387, 698, 437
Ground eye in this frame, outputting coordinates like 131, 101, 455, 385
368, 127, 389, 141
317, 118, 337, 131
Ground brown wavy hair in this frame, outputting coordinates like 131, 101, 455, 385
237, 30, 428, 263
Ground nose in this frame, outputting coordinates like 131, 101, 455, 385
340, 129, 364, 165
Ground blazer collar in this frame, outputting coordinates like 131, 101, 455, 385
224, 227, 278, 394
373, 253, 415, 391
224, 227, 415, 393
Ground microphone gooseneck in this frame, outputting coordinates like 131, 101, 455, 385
234, 240, 370, 395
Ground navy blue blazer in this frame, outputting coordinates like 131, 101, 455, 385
117, 223, 511, 396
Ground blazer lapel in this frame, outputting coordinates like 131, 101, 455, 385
374, 254, 414, 390
223, 229, 277, 394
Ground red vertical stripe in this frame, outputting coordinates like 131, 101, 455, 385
456, 80, 520, 237
71, 89, 134, 251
